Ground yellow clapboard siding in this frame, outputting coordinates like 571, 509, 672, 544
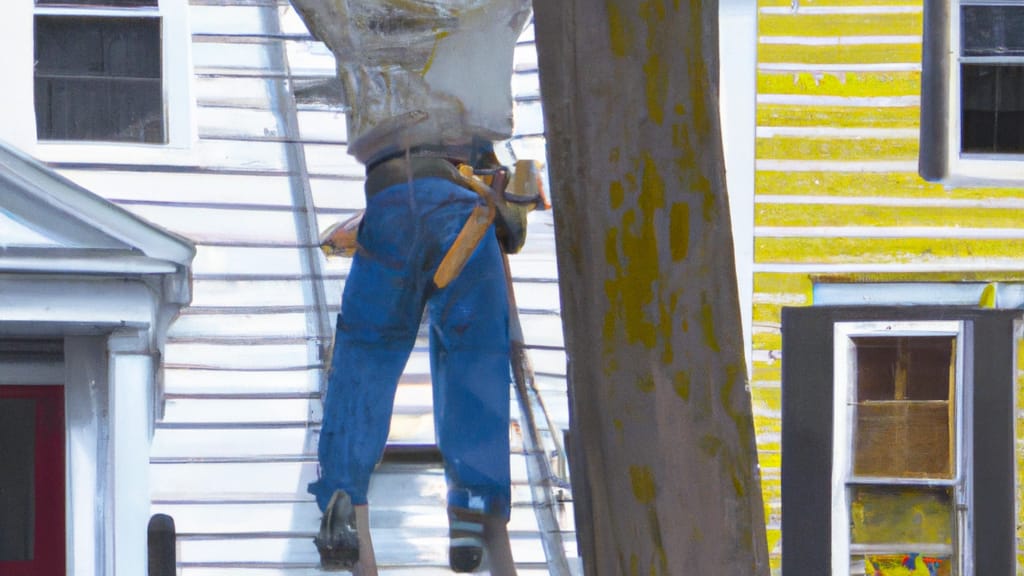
759, 43, 922, 65
756, 203, 1024, 228
754, 331, 783, 351
758, 70, 921, 98
755, 414, 783, 436
752, 385, 782, 412
757, 237, 1024, 263
757, 135, 918, 161
753, 362, 782, 382
760, 13, 922, 37
758, 104, 920, 128
754, 302, 784, 323
757, 171, 1024, 199
754, 271, 815, 296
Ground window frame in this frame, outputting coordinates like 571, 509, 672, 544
780, 306, 1021, 576
920, 0, 1024, 186
831, 321, 969, 576
31, 0, 197, 164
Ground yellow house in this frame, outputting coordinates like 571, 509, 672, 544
754, 0, 1024, 574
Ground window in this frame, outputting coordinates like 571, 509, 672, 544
781, 307, 1021, 576
920, 0, 1024, 185
34, 0, 162, 143
0, 386, 65, 576
834, 325, 965, 576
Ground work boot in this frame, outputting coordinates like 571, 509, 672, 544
448, 505, 486, 572
315, 489, 360, 571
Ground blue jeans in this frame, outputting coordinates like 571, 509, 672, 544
309, 176, 512, 520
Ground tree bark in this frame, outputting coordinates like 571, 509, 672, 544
532, 1, 769, 574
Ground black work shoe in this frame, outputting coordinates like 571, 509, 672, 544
315, 489, 359, 571
448, 506, 486, 572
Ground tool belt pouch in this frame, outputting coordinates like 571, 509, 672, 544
319, 210, 364, 258
493, 160, 548, 255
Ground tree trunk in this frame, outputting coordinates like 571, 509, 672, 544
532, 1, 769, 574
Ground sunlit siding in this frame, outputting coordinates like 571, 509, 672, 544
755, 0, 1024, 573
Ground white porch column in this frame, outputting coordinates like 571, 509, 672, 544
107, 330, 155, 576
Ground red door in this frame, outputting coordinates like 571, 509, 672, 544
0, 386, 65, 576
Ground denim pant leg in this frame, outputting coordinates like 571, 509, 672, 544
309, 187, 425, 512
428, 229, 512, 520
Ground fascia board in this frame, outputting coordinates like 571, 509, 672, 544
0, 248, 179, 275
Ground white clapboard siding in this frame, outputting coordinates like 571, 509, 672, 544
43, 1, 577, 571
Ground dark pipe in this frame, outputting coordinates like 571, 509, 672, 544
148, 513, 175, 576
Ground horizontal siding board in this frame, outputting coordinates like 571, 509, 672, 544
758, 70, 921, 97
162, 368, 322, 395
198, 107, 283, 139
759, 42, 921, 65
309, 178, 366, 210
296, 110, 348, 144
756, 237, 1024, 263
303, 143, 364, 177
190, 280, 311, 308
63, 170, 295, 207
195, 76, 276, 109
168, 312, 312, 339
122, 205, 300, 244
756, 135, 918, 160
164, 343, 318, 371
151, 427, 313, 459
757, 103, 919, 127
757, 203, 1024, 228
760, 13, 922, 36
192, 246, 307, 276
193, 41, 279, 72
163, 398, 313, 424
190, 4, 272, 35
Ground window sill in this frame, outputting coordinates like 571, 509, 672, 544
33, 139, 199, 167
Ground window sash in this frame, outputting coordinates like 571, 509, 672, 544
832, 322, 967, 576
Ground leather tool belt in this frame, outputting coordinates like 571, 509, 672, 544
319, 151, 548, 289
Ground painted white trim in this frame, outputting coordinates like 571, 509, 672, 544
759, 35, 922, 45
756, 159, 918, 172
760, 5, 922, 14
757, 94, 920, 107
755, 226, 1024, 239
720, 0, 757, 377
756, 195, 1024, 209
29, 0, 198, 165
757, 126, 920, 138
832, 321, 964, 576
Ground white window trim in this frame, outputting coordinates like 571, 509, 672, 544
31, 0, 198, 165
831, 320, 971, 576
945, 0, 1024, 186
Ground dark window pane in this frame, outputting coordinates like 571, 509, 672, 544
961, 64, 1024, 153
37, 0, 157, 7
962, 5, 1024, 56
852, 336, 956, 479
0, 399, 36, 562
34, 15, 164, 143
36, 16, 161, 78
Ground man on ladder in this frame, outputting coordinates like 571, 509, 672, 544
288, 2, 541, 574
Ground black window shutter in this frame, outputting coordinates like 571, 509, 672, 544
970, 313, 1016, 576
781, 306, 836, 575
